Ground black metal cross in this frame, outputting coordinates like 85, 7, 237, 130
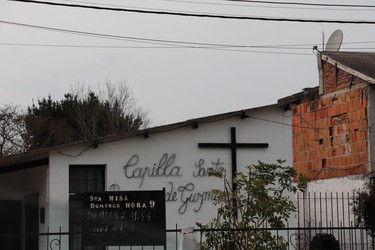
198, 127, 269, 192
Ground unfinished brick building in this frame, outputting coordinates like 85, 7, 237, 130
276, 52, 375, 248
280, 51, 375, 193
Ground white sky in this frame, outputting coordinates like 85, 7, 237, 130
1, 0, 375, 125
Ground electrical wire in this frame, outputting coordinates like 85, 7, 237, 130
0, 20, 207, 48
0, 20, 315, 55
247, 115, 372, 133
1, 20, 375, 54
162, 0, 375, 12
0, 42, 314, 55
226, 0, 375, 9
0, 19, 321, 49
8, 0, 375, 24
0, 41, 313, 50
64, 0, 375, 12
0, 42, 186, 49
58, 0, 235, 16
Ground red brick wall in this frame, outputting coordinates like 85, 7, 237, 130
323, 61, 363, 94
293, 70, 369, 180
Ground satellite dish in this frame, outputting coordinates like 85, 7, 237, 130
325, 29, 343, 51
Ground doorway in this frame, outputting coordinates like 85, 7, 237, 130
0, 200, 22, 250
25, 193, 39, 250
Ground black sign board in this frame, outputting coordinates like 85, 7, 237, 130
82, 190, 166, 246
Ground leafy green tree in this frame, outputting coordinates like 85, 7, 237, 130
198, 160, 303, 250
353, 181, 375, 236
24, 81, 149, 150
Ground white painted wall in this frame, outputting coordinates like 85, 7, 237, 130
44, 105, 293, 248
306, 175, 366, 194
299, 175, 367, 249
303, 175, 366, 225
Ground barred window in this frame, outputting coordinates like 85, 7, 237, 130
69, 165, 105, 250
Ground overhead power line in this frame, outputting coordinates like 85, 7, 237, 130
0, 19, 314, 55
0, 19, 213, 47
8, 0, 375, 24
0, 19, 319, 49
0, 42, 313, 55
3, 17, 375, 47
62, 0, 375, 12
1, 19, 374, 54
226, 0, 375, 8
0, 42, 185, 49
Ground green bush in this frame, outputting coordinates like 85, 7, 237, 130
198, 160, 304, 250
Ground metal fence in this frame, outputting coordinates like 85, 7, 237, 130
0, 192, 374, 250
0, 226, 373, 250
295, 191, 374, 250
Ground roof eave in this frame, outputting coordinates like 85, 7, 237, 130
0, 102, 284, 169
321, 53, 375, 85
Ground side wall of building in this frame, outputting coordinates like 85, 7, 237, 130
293, 60, 370, 181
291, 56, 373, 247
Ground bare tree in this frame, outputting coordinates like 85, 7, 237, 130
0, 104, 27, 156
24, 80, 150, 150
69, 80, 150, 139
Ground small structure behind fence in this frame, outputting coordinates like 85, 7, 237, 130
295, 191, 374, 250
